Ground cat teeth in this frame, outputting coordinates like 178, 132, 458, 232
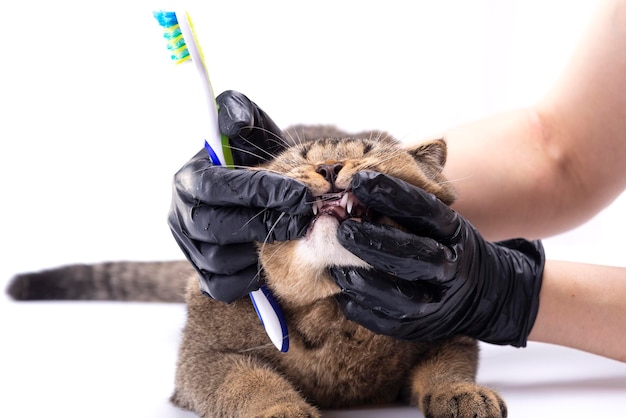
313, 192, 358, 216
340, 193, 349, 210
312, 200, 325, 215
340, 192, 356, 215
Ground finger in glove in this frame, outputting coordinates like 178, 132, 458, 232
216, 90, 286, 167
331, 266, 442, 318
334, 292, 413, 337
350, 171, 461, 241
169, 219, 258, 275
336, 220, 456, 283
176, 158, 312, 213
198, 264, 263, 303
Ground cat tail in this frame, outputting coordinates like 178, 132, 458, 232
6, 260, 193, 303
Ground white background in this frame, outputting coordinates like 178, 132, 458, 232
1, 1, 625, 417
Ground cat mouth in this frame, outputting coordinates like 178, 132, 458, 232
311, 191, 370, 222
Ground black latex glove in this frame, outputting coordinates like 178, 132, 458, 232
168, 90, 312, 303
217, 90, 286, 167
331, 172, 545, 347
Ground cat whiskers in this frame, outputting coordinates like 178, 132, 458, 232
283, 128, 306, 148
252, 211, 290, 288
221, 126, 294, 164
435, 174, 474, 186
306, 193, 349, 212
248, 126, 296, 153
225, 145, 272, 164
368, 130, 390, 142
250, 125, 299, 150
237, 342, 276, 353
234, 208, 285, 289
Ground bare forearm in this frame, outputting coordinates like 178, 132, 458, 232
441, 100, 624, 242
439, 0, 626, 241
441, 108, 566, 241
528, 260, 626, 362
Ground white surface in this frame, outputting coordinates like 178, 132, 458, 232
1, 301, 624, 418
2, 1, 625, 417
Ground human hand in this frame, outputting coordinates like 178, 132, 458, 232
331, 172, 545, 347
168, 90, 312, 303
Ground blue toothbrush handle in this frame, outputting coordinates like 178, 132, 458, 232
250, 286, 289, 352
156, 10, 289, 353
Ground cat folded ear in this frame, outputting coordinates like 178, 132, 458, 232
406, 138, 448, 179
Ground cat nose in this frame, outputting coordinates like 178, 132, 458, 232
316, 163, 344, 187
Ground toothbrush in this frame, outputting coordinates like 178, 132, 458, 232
153, 10, 289, 352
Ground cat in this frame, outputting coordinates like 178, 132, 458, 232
7, 126, 507, 418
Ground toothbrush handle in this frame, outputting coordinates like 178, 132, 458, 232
250, 286, 289, 352
175, 11, 226, 165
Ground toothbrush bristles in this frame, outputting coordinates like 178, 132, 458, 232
153, 11, 191, 64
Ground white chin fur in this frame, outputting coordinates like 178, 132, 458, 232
295, 216, 370, 270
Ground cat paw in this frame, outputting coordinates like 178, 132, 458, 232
420, 382, 507, 418
253, 402, 320, 418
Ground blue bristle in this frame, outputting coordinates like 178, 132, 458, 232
153, 10, 190, 63
152, 11, 178, 28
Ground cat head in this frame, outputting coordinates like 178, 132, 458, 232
255, 126, 456, 307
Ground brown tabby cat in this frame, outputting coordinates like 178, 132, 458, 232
8, 126, 507, 418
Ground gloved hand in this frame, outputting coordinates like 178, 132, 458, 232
331, 171, 545, 347
168, 90, 312, 303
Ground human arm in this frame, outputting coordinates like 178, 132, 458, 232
440, 0, 626, 241
430, 0, 626, 359
529, 260, 626, 362
332, 0, 626, 360
168, 90, 312, 302
332, 174, 626, 362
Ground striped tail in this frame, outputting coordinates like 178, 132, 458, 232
7, 260, 193, 303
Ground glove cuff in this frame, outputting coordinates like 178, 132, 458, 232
508, 238, 545, 347
482, 239, 545, 347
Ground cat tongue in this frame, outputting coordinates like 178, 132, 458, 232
316, 192, 351, 221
